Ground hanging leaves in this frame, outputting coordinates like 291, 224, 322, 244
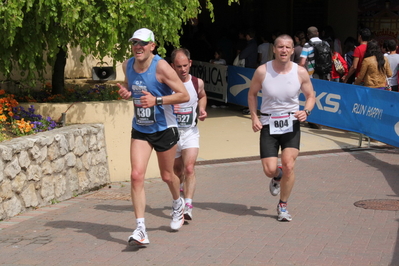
0, 0, 238, 87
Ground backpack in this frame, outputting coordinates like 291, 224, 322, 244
309, 40, 332, 75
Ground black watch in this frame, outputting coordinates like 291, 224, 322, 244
304, 109, 311, 116
156, 97, 163, 105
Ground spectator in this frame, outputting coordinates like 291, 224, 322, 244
299, 26, 331, 80
258, 31, 271, 65
382, 42, 390, 56
235, 29, 247, 57
354, 39, 392, 90
383, 39, 399, 91
216, 28, 234, 65
342, 36, 357, 84
299, 26, 326, 129
293, 31, 306, 63
343, 27, 371, 83
233, 29, 247, 67
322, 25, 342, 55
327, 38, 348, 82
210, 49, 227, 65
239, 28, 258, 68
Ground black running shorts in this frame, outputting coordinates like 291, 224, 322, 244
260, 120, 300, 158
131, 127, 179, 152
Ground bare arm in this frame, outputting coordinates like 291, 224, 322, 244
116, 60, 132, 99
248, 65, 265, 132
197, 78, 208, 121
298, 56, 306, 67
154, 59, 189, 106
343, 57, 359, 83
385, 58, 393, 78
296, 66, 316, 122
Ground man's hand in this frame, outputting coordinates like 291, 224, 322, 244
252, 117, 263, 132
294, 110, 308, 122
140, 91, 156, 108
173, 104, 181, 113
117, 83, 132, 100
198, 109, 207, 121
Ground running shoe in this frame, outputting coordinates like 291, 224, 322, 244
277, 203, 292, 222
128, 226, 149, 245
170, 197, 185, 230
269, 166, 282, 196
184, 203, 193, 220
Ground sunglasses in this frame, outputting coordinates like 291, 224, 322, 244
132, 40, 150, 46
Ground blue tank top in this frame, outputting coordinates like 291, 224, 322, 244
126, 55, 177, 133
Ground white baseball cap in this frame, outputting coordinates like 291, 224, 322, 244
129, 28, 155, 42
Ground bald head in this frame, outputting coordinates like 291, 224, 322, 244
171, 48, 190, 64
274, 34, 294, 48
307, 26, 319, 38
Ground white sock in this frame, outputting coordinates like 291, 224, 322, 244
173, 198, 182, 209
185, 198, 192, 206
136, 218, 145, 229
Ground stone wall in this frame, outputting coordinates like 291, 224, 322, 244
0, 124, 110, 220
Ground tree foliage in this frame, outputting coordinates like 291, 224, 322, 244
0, 0, 238, 92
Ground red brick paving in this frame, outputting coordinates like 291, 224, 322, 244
0, 149, 399, 265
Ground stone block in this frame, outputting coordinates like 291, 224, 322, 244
0, 179, 13, 201
65, 152, 77, 167
18, 150, 31, 169
4, 158, 21, 179
3, 196, 23, 218
41, 175, 55, 202
51, 158, 65, 173
12, 172, 27, 194
47, 141, 60, 161
21, 183, 39, 207
27, 164, 42, 181
54, 174, 67, 198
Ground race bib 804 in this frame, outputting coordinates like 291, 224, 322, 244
269, 113, 293, 135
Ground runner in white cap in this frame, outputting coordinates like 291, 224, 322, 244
117, 28, 189, 245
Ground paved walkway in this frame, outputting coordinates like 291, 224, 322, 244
1, 104, 399, 266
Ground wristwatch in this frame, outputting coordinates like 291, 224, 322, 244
304, 109, 311, 116
156, 96, 163, 105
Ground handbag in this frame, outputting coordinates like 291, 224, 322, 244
233, 55, 245, 67
333, 56, 345, 75
385, 75, 392, 91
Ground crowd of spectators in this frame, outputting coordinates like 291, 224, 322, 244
179, 24, 398, 92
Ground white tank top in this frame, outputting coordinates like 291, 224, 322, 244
260, 61, 301, 125
175, 75, 198, 128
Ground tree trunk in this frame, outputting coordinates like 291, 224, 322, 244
51, 46, 67, 95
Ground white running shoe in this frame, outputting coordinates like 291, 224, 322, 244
269, 166, 282, 196
170, 197, 185, 230
269, 178, 280, 196
277, 203, 292, 222
184, 203, 193, 220
128, 226, 150, 245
